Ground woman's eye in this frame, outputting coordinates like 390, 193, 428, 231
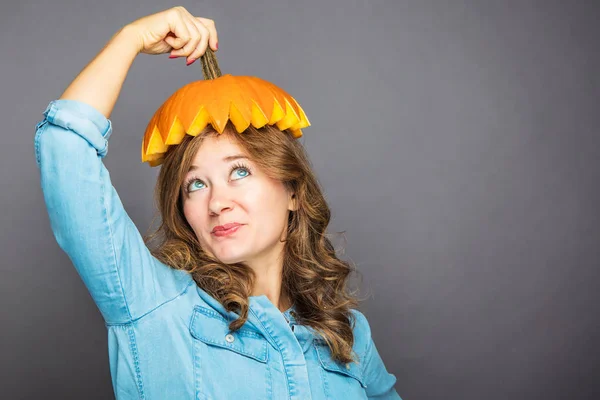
232, 167, 250, 179
186, 167, 250, 193
187, 180, 205, 193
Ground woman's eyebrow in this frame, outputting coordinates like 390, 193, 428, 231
222, 154, 249, 162
187, 154, 249, 173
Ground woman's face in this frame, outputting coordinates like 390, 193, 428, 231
181, 134, 295, 266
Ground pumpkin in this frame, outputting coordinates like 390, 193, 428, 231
141, 49, 310, 167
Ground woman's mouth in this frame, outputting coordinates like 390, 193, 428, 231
212, 224, 243, 237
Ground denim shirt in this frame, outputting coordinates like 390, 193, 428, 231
34, 99, 402, 400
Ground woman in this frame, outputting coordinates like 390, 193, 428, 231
34, 6, 401, 400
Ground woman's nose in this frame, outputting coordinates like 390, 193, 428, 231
208, 186, 234, 215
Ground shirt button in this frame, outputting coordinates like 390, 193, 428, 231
225, 334, 235, 343
290, 311, 298, 318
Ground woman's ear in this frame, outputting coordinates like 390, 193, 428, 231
288, 193, 298, 211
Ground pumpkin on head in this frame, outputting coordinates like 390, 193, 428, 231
141, 49, 310, 167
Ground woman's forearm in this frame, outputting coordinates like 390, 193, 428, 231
59, 25, 141, 119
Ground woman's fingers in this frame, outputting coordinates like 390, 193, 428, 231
180, 19, 203, 61
166, 12, 214, 64
196, 17, 218, 51
165, 7, 192, 50
167, 15, 199, 55
185, 19, 211, 63
129, 6, 217, 57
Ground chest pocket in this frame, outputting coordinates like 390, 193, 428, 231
189, 306, 271, 400
314, 339, 368, 399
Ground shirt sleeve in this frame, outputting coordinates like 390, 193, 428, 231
34, 99, 192, 325
354, 311, 403, 399
363, 334, 403, 399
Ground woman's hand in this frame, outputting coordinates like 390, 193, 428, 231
126, 6, 218, 65
57, 6, 218, 117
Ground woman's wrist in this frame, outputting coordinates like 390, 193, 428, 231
109, 24, 143, 56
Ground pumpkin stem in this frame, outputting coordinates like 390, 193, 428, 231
200, 48, 222, 80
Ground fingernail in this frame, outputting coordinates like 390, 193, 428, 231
216, 42, 219, 50
186, 58, 196, 66
169, 54, 178, 59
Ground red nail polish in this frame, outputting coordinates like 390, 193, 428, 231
216, 42, 219, 50
169, 54, 178, 58
186, 59, 195, 66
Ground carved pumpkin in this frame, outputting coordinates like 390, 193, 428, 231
141, 50, 310, 167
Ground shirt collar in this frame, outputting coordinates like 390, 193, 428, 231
195, 286, 318, 351
195, 286, 297, 332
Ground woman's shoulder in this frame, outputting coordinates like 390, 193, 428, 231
349, 308, 374, 351
349, 308, 371, 331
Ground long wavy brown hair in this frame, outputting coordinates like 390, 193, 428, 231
143, 121, 365, 364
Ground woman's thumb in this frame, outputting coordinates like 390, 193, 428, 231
164, 35, 180, 48
166, 17, 190, 49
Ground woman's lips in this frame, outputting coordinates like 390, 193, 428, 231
212, 224, 243, 237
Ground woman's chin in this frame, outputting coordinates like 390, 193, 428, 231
212, 249, 248, 265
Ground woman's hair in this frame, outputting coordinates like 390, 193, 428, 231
143, 121, 364, 364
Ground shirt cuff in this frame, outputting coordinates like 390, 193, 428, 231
41, 99, 113, 158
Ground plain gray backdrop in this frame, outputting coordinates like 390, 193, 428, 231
1, 0, 599, 399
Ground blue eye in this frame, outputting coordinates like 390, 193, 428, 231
233, 167, 249, 179
188, 180, 206, 192
184, 163, 252, 194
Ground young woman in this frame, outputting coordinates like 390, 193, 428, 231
34, 6, 401, 400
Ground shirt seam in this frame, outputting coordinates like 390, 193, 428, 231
105, 280, 196, 326
102, 164, 134, 323
34, 121, 48, 168
127, 323, 146, 399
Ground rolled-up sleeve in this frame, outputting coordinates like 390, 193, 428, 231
34, 99, 191, 325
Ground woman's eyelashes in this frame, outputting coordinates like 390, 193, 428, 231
184, 162, 252, 194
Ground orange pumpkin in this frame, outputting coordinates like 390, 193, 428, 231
141, 51, 310, 167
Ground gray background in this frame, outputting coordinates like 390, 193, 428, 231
1, 0, 599, 399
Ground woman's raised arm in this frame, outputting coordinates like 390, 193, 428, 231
58, 6, 218, 118
57, 26, 138, 119
34, 6, 218, 325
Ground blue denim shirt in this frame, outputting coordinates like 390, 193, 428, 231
34, 99, 402, 400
